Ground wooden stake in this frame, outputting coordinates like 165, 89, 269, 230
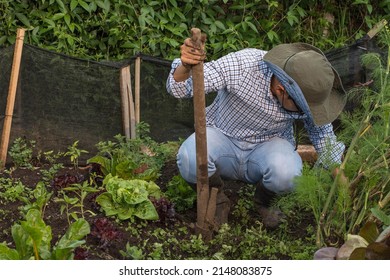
120, 66, 131, 138
0, 28, 25, 168
134, 55, 141, 125
120, 66, 136, 139
127, 84, 136, 139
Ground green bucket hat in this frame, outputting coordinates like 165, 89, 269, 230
263, 43, 346, 126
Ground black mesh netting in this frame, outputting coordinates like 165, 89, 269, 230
325, 37, 385, 91
0, 38, 387, 164
1, 44, 124, 162
0, 44, 201, 163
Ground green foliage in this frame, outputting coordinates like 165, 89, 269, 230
8, 137, 36, 169
64, 140, 88, 170
119, 242, 145, 260
51, 216, 90, 260
165, 175, 196, 212
0, 0, 388, 60
371, 206, 390, 227
55, 180, 99, 224
96, 174, 161, 220
291, 164, 333, 224
210, 222, 316, 260
293, 28, 390, 247
0, 177, 28, 203
231, 184, 255, 224
0, 209, 90, 260
20, 182, 53, 217
88, 132, 167, 182
36, 150, 65, 183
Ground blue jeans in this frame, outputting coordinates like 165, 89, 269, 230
177, 127, 302, 194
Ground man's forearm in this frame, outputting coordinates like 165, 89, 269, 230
173, 64, 192, 82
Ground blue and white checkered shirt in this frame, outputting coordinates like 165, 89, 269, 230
166, 48, 345, 166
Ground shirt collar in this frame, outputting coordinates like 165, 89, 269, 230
259, 60, 274, 99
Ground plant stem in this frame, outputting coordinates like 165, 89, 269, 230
349, 153, 390, 190
378, 176, 390, 209
33, 242, 40, 260
317, 114, 371, 246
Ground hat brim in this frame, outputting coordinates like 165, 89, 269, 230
307, 68, 346, 125
264, 43, 347, 126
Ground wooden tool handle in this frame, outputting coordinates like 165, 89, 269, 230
190, 28, 203, 48
191, 28, 209, 232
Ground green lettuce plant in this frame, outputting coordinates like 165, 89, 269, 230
96, 174, 161, 221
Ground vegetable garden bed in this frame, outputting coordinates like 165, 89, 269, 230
0, 136, 319, 260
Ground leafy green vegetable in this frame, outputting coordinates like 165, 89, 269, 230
52, 218, 91, 260
96, 175, 161, 220
0, 209, 90, 260
165, 175, 196, 212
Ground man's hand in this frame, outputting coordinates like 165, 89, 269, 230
173, 31, 207, 82
180, 34, 207, 67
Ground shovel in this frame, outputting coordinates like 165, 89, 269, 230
189, 28, 219, 241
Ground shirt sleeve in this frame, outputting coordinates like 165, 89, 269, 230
166, 49, 265, 99
166, 57, 232, 99
166, 58, 194, 98
303, 118, 345, 168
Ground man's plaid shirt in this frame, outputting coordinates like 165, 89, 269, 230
166, 48, 345, 166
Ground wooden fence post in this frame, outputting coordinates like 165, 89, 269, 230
0, 28, 25, 168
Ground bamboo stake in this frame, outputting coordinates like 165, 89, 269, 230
0, 28, 25, 168
127, 84, 136, 139
135, 55, 141, 125
119, 66, 131, 138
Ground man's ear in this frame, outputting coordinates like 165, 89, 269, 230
274, 84, 285, 98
